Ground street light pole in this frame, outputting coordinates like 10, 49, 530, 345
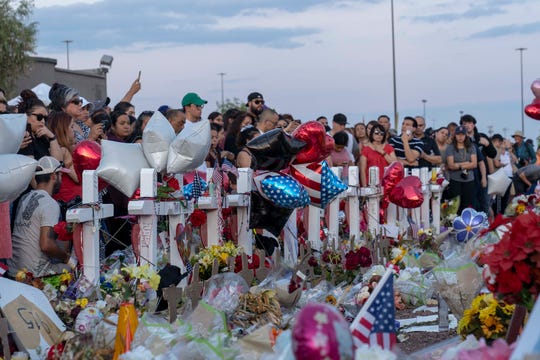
516, 47, 527, 134
391, 0, 398, 130
218, 72, 226, 107
62, 40, 73, 69
422, 99, 427, 119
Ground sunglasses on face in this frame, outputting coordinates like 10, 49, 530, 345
193, 104, 204, 109
373, 130, 384, 135
70, 98, 82, 105
253, 100, 264, 105
32, 113, 48, 121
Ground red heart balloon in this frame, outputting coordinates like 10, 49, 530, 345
389, 175, 424, 208
72, 140, 107, 190
292, 121, 327, 164
525, 103, 540, 120
381, 161, 404, 209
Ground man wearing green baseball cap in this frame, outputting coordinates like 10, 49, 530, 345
181, 92, 207, 123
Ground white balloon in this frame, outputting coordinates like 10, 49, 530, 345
167, 120, 211, 173
96, 140, 150, 197
8, 83, 52, 107
0, 114, 27, 154
142, 111, 176, 172
0, 154, 37, 202
488, 168, 512, 196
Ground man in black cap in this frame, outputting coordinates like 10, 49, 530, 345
328, 113, 357, 161
246, 92, 265, 121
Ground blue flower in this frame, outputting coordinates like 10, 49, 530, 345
453, 208, 487, 242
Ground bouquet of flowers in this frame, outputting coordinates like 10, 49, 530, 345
482, 210, 540, 311
100, 263, 161, 312
432, 251, 483, 321
441, 196, 460, 228
309, 245, 372, 285
190, 241, 241, 280
504, 194, 540, 216
457, 293, 515, 342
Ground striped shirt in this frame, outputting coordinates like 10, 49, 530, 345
389, 135, 424, 167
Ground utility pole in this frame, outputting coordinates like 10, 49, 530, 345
218, 72, 226, 107
516, 48, 527, 134
62, 40, 73, 69
391, 0, 398, 130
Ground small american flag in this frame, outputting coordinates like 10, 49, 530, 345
191, 172, 204, 200
350, 267, 397, 350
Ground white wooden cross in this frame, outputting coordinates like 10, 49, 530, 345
430, 167, 443, 234
227, 167, 253, 255
327, 166, 343, 250
347, 166, 361, 243
128, 168, 159, 267
66, 170, 113, 285
197, 168, 221, 247
361, 166, 382, 237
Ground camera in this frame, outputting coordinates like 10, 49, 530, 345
460, 169, 468, 179
91, 112, 111, 132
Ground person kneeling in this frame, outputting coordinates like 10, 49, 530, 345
8, 157, 72, 277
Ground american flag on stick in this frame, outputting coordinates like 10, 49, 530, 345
350, 266, 397, 350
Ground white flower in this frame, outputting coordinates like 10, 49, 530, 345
391, 247, 402, 259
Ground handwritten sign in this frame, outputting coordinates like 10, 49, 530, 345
0, 278, 66, 360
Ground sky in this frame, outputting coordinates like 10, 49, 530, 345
31, 0, 540, 141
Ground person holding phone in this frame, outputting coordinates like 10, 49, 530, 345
17, 89, 62, 161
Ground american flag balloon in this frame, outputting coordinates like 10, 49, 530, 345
256, 173, 310, 209
290, 160, 347, 208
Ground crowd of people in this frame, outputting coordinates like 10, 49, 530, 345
1, 78, 539, 278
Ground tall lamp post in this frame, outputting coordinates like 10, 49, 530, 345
218, 72, 226, 107
391, 0, 398, 129
422, 99, 427, 119
62, 40, 73, 69
516, 47, 527, 134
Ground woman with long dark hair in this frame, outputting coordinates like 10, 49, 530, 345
17, 89, 62, 161
446, 125, 477, 212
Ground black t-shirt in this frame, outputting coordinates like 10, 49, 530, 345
17, 134, 51, 160
418, 135, 441, 169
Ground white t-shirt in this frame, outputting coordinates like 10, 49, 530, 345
8, 190, 64, 277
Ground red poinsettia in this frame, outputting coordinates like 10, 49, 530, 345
482, 211, 540, 310
53, 221, 73, 241
189, 209, 207, 227
344, 247, 373, 271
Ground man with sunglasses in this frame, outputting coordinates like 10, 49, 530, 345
181, 92, 207, 126
8, 156, 73, 277
246, 92, 265, 121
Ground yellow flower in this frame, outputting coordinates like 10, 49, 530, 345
148, 273, 161, 290
59, 269, 72, 283
325, 295, 337, 305
76, 298, 88, 309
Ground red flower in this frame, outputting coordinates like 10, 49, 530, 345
344, 251, 361, 271
514, 261, 532, 285
189, 209, 207, 227
53, 221, 72, 241
497, 269, 523, 294
357, 247, 373, 267
163, 176, 180, 191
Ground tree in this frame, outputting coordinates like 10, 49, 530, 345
0, 0, 37, 96
216, 97, 247, 113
